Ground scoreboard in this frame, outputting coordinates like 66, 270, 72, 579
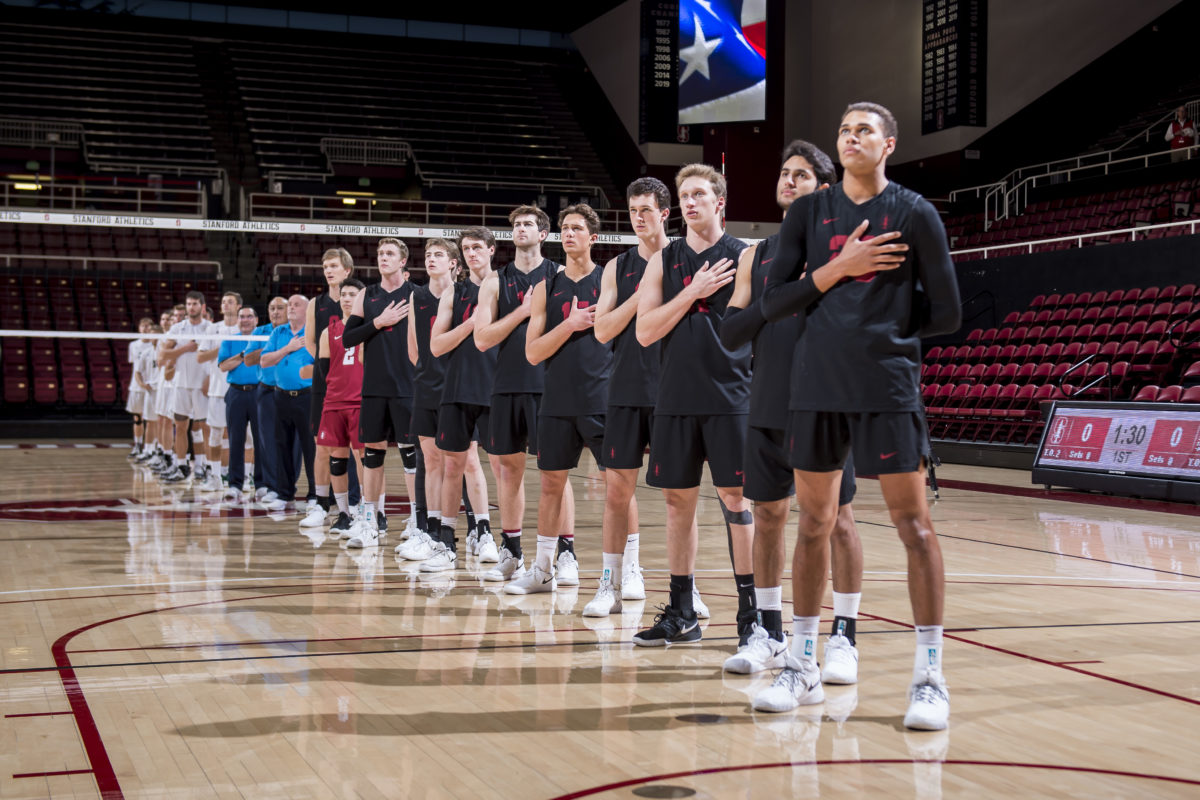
1032, 401, 1200, 502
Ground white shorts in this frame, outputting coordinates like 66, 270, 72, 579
172, 387, 209, 420
155, 386, 175, 418
126, 389, 146, 416
206, 394, 228, 428
143, 391, 159, 422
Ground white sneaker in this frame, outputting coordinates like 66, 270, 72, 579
904, 670, 950, 731
305, 498, 319, 514
396, 531, 436, 560
476, 530, 499, 562
465, 528, 480, 556
260, 490, 279, 505
555, 549, 579, 586
299, 506, 327, 528
346, 520, 379, 549
583, 576, 622, 617
724, 624, 788, 674
266, 497, 291, 513
402, 516, 420, 541
692, 584, 710, 619
821, 634, 859, 685
483, 547, 525, 582
254, 487, 270, 501
222, 487, 243, 504
752, 653, 825, 712
204, 471, 223, 492
420, 542, 457, 573
620, 560, 645, 600
504, 563, 556, 594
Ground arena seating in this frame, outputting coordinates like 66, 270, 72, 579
0, 24, 218, 169
923, 283, 1200, 444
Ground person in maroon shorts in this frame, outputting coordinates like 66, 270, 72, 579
308, 278, 367, 536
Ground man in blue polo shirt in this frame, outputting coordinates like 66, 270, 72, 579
218, 306, 263, 503
246, 296, 286, 504
261, 294, 316, 513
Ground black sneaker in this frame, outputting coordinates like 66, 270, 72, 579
377, 511, 388, 532
736, 608, 761, 647
632, 605, 701, 647
329, 511, 354, 537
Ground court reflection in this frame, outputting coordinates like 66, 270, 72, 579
1038, 511, 1200, 576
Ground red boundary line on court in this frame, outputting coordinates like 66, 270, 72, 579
5, 710, 73, 718
545, 759, 1200, 799
13, 768, 95, 779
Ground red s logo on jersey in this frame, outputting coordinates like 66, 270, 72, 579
828, 233, 880, 283
681, 275, 711, 313
562, 299, 590, 319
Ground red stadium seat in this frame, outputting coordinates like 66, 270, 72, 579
1157, 385, 1183, 403
1181, 386, 1200, 403
1133, 385, 1160, 402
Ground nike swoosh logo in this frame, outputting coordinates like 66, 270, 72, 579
333, 335, 341, 340
419, 305, 429, 310
880, 451, 897, 460
541, 576, 554, 585
671, 263, 683, 270
823, 218, 838, 224
624, 272, 636, 277
760, 257, 773, 265
507, 282, 516, 287
553, 291, 566, 297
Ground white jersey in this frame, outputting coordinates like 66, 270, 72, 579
167, 319, 215, 389
135, 344, 158, 392
207, 322, 239, 398
126, 340, 149, 398
153, 340, 170, 390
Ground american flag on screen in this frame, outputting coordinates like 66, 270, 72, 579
678, 0, 767, 124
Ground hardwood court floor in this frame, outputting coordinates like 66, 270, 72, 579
0, 443, 1197, 799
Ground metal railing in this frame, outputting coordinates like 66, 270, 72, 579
0, 179, 207, 216
1059, 355, 1113, 401
248, 191, 627, 228
0, 252, 223, 280
0, 117, 85, 149
1114, 100, 1200, 152
321, 137, 415, 168
950, 218, 1200, 260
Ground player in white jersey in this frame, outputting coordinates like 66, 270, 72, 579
146, 310, 179, 473
125, 317, 155, 459
159, 292, 216, 483
198, 292, 242, 491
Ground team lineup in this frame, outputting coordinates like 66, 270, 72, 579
124, 103, 962, 731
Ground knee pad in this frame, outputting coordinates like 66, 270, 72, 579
131, 414, 142, 424
362, 447, 387, 469
191, 429, 204, 445
398, 443, 417, 473
329, 456, 349, 477
719, 498, 753, 525
208, 427, 224, 448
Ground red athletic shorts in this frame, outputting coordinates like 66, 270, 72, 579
318, 406, 362, 450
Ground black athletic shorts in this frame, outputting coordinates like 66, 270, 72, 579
537, 414, 605, 471
602, 405, 653, 470
745, 425, 857, 505
438, 402, 491, 454
310, 390, 325, 437
359, 395, 413, 446
489, 393, 540, 455
786, 411, 929, 476
647, 413, 747, 489
411, 405, 440, 439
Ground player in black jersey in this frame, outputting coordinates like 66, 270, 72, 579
427, 226, 501, 573
719, 140, 882, 683
473, 205, 575, 582
342, 237, 415, 548
582, 177, 671, 617
503, 204, 611, 595
760, 103, 962, 730
633, 163, 755, 647
301, 247, 360, 529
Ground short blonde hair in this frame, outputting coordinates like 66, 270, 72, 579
321, 247, 354, 275
377, 237, 409, 260
675, 163, 727, 200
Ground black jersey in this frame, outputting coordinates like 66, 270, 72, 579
747, 234, 801, 429
353, 281, 414, 398
310, 291, 341, 391
654, 234, 750, 416
541, 265, 612, 416
492, 259, 555, 395
608, 247, 660, 407
441, 279, 497, 406
411, 284, 448, 411
762, 182, 962, 413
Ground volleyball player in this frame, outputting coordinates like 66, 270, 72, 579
758, 103, 961, 729
632, 164, 754, 646
473, 205, 569, 579
340, 238, 414, 546
301, 248, 359, 529
504, 204, 611, 594
397, 238, 457, 559
144, 310, 176, 472
198, 291, 241, 491
160, 292, 215, 483
125, 317, 154, 459
719, 140, 874, 679
426, 226, 500, 572
582, 178, 670, 616
309, 277, 368, 537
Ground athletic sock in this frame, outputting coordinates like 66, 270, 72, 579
536, 535, 557, 572
427, 510, 441, 536
914, 625, 944, 679
556, 535, 575, 557
832, 591, 861, 644
670, 574, 695, 617
623, 532, 639, 562
363, 502, 376, 522
756, 586, 784, 641
316, 485, 331, 512
334, 492, 349, 514
439, 523, 457, 553
377, 492, 385, 516
791, 615, 821, 663
601, 551, 623, 586
503, 529, 523, 558
734, 572, 757, 616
